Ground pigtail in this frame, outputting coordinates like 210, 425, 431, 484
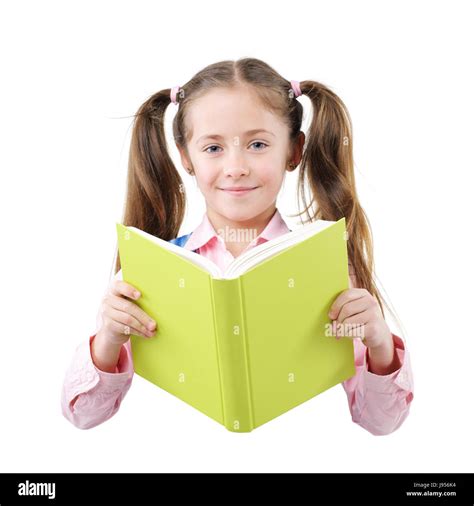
297, 80, 387, 318
114, 89, 186, 274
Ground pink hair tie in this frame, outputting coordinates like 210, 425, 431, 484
170, 85, 181, 105
290, 80, 302, 98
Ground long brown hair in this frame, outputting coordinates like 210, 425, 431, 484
113, 57, 401, 328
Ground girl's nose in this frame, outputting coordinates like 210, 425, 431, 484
223, 153, 250, 177
223, 164, 250, 177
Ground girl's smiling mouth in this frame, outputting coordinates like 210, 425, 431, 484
219, 186, 259, 196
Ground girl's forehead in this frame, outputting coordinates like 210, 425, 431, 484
186, 88, 286, 138
196, 84, 259, 100
188, 89, 262, 117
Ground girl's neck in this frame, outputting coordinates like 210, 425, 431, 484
206, 205, 277, 258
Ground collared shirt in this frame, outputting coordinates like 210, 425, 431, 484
61, 208, 414, 434
183, 207, 292, 273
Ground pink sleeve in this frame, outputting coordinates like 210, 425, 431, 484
60, 334, 134, 429
60, 268, 135, 429
341, 333, 414, 435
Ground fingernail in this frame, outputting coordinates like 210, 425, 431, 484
134, 291, 141, 299
148, 321, 156, 330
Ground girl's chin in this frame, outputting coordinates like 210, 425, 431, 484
213, 208, 267, 223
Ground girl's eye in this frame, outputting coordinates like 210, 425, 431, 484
250, 141, 268, 150
204, 141, 268, 154
205, 145, 222, 154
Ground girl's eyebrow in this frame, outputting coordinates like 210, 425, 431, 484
196, 129, 275, 144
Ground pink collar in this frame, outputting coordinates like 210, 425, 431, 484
184, 208, 290, 252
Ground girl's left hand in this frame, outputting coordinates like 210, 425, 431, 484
328, 288, 391, 349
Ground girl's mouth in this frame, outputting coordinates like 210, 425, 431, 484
219, 186, 259, 196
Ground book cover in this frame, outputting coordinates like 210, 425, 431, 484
116, 218, 356, 432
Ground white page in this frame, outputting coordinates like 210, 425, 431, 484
125, 218, 337, 280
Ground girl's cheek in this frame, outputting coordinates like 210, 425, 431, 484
195, 174, 216, 191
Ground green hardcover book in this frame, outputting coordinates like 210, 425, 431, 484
116, 217, 356, 432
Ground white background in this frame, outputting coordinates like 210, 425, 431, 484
0, 0, 472, 473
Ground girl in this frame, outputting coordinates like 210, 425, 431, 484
61, 58, 414, 435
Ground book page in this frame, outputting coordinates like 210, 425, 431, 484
125, 219, 337, 280
223, 219, 336, 279
125, 227, 222, 277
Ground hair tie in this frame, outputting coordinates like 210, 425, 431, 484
290, 80, 302, 98
170, 85, 181, 105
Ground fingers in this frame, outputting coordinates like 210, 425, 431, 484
107, 282, 157, 333
342, 308, 371, 327
332, 310, 369, 341
106, 316, 151, 340
105, 307, 156, 338
335, 296, 370, 324
110, 280, 141, 300
328, 288, 368, 320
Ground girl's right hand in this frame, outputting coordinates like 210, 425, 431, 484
99, 279, 157, 346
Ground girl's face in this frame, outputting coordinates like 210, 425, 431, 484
177, 86, 304, 225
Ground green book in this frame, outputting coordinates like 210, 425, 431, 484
116, 217, 356, 432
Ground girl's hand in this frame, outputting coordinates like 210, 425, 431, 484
99, 280, 158, 346
328, 288, 391, 350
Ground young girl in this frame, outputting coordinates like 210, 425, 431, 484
61, 58, 414, 435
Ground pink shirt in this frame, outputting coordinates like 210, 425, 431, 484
61, 208, 414, 434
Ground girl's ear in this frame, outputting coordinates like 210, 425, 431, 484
295, 131, 305, 164
176, 143, 192, 172
287, 131, 305, 170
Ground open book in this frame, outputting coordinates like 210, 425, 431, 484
116, 217, 356, 432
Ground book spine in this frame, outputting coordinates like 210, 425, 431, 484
210, 278, 253, 432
